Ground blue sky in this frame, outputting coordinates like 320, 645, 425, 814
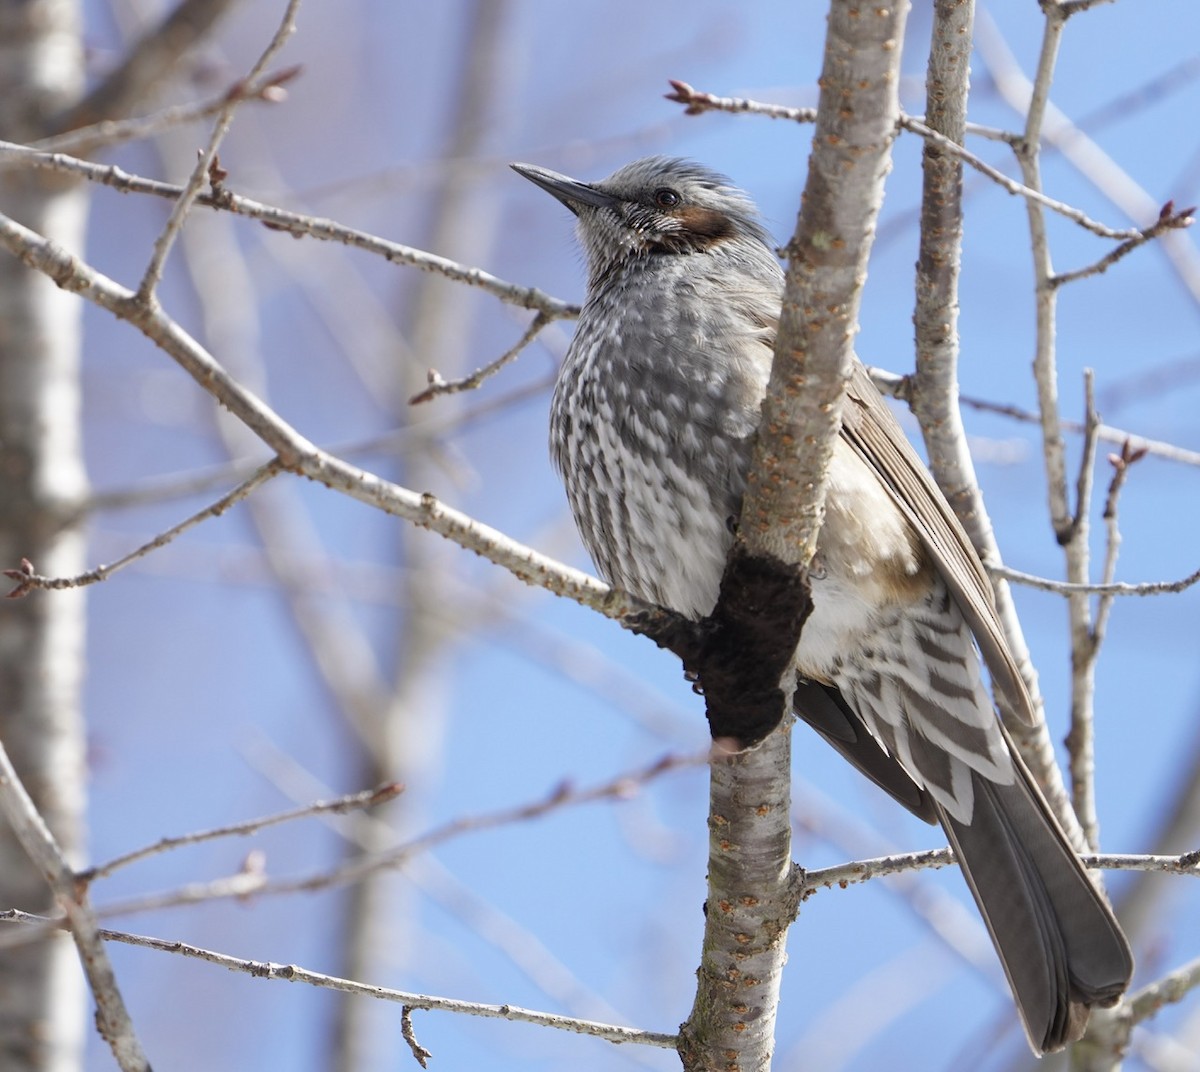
70, 2, 1200, 1069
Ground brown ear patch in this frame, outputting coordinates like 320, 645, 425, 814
651, 204, 736, 254
676, 205, 734, 242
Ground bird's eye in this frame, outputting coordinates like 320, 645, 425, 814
654, 188, 681, 208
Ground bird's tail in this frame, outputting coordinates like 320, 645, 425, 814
939, 757, 1133, 1054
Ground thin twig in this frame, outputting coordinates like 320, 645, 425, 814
94, 864, 269, 921
1051, 201, 1196, 288
1091, 440, 1144, 646
0, 209, 650, 627
0, 743, 150, 1070
3, 462, 280, 598
664, 79, 818, 122
0, 913, 680, 1050
50, 0, 240, 132
988, 564, 1200, 597
82, 783, 402, 883
0, 141, 576, 318
29, 67, 300, 158
801, 847, 956, 897
1127, 955, 1200, 1025
976, 9, 1200, 310
1018, 11, 1072, 543
901, 112, 1135, 241
261, 751, 704, 897
410, 312, 549, 404
1056, 0, 1117, 17
802, 847, 1200, 898
870, 365, 1200, 469
1067, 371, 1101, 842
664, 79, 1142, 241
1005, 3, 1109, 858
401, 1007, 433, 1068
136, 0, 301, 301
1067, 370, 1100, 545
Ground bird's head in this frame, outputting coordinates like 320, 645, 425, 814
511, 156, 772, 285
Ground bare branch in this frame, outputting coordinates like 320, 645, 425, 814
0, 913, 680, 1050
994, 3, 1111, 858
1051, 201, 1196, 288
51, 0, 240, 132
136, 0, 301, 301
988, 563, 1200, 598
1014, 16, 1072, 544
262, 751, 703, 897
410, 312, 549, 404
400, 1007, 433, 1068
803, 848, 1200, 899
976, 10, 1200, 309
33, 67, 301, 158
3, 462, 280, 597
665, 79, 1145, 240
83, 783, 402, 883
1127, 956, 1200, 1027
901, 113, 1136, 240
870, 365, 1200, 469
1066, 371, 1102, 843
680, 2, 909, 1068
0, 209, 667, 630
665, 79, 818, 122
801, 847, 956, 897
1090, 441, 1143, 654
0, 741, 150, 1070
0, 141, 577, 318
1067, 370, 1101, 546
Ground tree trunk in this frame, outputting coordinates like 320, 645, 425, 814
0, 1, 89, 1068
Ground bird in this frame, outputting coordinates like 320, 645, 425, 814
512, 155, 1133, 1054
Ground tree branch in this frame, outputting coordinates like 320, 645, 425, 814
665, 79, 1147, 241
82, 783, 402, 884
0, 141, 578, 318
0, 208, 672, 627
907, 0, 1058, 812
0, 914, 680, 1051
803, 848, 1200, 898
3, 462, 280, 597
51, 0, 241, 133
678, 2, 910, 1068
409, 311, 550, 404
136, 0, 301, 301
36, 67, 300, 158
0, 740, 150, 1070
987, 563, 1200, 598
870, 365, 1200, 470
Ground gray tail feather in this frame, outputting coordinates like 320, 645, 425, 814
940, 762, 1133, 1053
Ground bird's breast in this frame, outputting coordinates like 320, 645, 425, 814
550, 290, 767, 617
550, 261, 929, 665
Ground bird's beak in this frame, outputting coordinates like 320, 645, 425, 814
511, 162, 619, 216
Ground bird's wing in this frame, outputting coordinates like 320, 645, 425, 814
794, 678, 938, 823
839, 362, 1036, 725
